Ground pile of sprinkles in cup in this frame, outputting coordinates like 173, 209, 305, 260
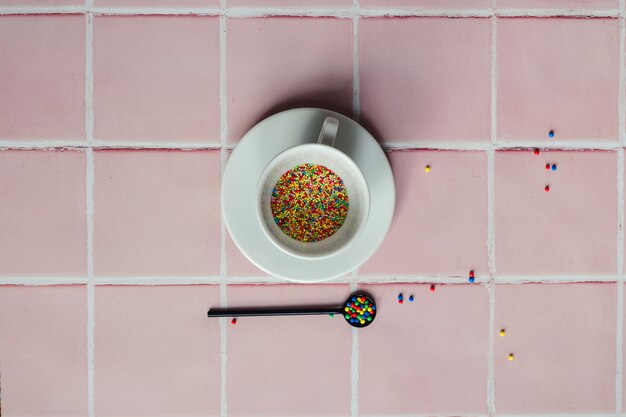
271, 163, 349, 242
343, 295, 376, 326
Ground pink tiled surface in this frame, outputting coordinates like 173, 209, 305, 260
95, 0, 218, 6
227, 17, 353, 143
227, 284, 352, 416
495, 283, 616, 414
93, 16, 220, 143
359, 284, 489, 415
0, 150, 87, 277
0, 285, 87, 417
0, 15, 85, 140
360, 0, 491, 7
226, 232, 269, 278
93, 150, 221, 277
2, 3, 626, 417
361, 150, 488, 277
230, 0, 352, 6
497, 0, 618, 8
95, 285, 221, 416
497, 18, 620, 142
359, 17, 491, 143
495, 150, 617, 275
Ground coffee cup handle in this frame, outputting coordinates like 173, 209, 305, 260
317, 117, 339, 147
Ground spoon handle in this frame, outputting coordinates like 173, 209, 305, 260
207, 306, 341, 318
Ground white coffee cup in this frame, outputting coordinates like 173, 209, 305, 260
256, 117, 370, 259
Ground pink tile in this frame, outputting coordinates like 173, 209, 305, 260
0, 150, 86, 277
93, 16, 220, 143
359, 284, 489, 415
93, 150, 220, 276
359, 17, 491, 144
497, 18, 619, 142
227, 284, 352, 416
226, 232, 269, 278
0, 0, 80, 4
0, 15, 85, 140
361, 151, 488, 277
96, 0, 217, 6
95, 285, 220, 417
498, 0, 618, 8
230, 0, 351, 5
361, 0, 491, 7
227, 17, 353, 143
495, 151, 616, 275
0, 285, 87, 416
495, 283, 616, 413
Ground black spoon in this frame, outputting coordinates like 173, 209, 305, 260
207, 293, 376, 328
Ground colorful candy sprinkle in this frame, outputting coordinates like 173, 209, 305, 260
508, 353, 515, 361
430, 284, 436, 292
231, 318, 237, 325
548, 130, 555, 138
409, 295, 414, 302
343, 294, 376, 327
469, 270, 475, 283
271, 163, 349, 242
424, 165, 431, 173
499, 329, 506, 337
534, 149, 540, 156
551, 164, 557, 171
545, 163, 550, 170
545, 185, 550, 192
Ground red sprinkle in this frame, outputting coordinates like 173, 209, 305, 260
398, 299, 403, 304
545, 185, 550, 192
469, 270, 475, 278
534, 149, 540, 156
430, 284, 436, 293
231, 318, 237, 325
545, 163, 550, 170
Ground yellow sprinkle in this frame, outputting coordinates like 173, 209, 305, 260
344, 307, 349, 312
499, 329, 506, 337
424, 165, 431, 173
508, 353, 514, 361
360, 320, 365, 324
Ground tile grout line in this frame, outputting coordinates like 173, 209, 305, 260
0, 6, 622, 18
351, 2, 360, 416
352, 0, 360, 123
486, 6, 497, 416
617, 3, 625, 415
1, 274, 624, 286
2, 141, 625, 152
219, 3, 228, 417
84, 2, 95, 417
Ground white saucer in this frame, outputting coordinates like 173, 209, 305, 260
222, 108, 395, 282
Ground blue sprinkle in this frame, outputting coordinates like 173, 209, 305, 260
372, 305, 376, 310
551, 164, 557, 171
548, 130, 555, 138
352, 297, 356, 302
346, 302, 350, 307
397, 293, 403, 301
469, 277, 475, 283
364, 312, 369, 316
409, 295, 414, 302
